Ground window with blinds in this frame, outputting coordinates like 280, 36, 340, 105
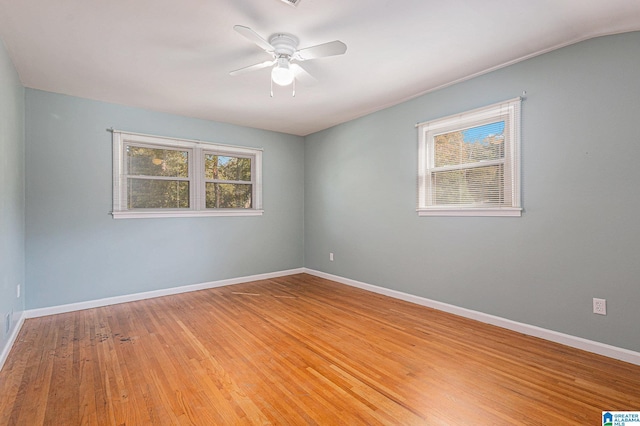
417, 98, 522, 217
112, 131, 263, 219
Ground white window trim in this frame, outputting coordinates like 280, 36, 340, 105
112, 130, 263, 219
417, 98, 522, 217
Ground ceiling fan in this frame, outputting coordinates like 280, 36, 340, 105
230, 25, 347, 96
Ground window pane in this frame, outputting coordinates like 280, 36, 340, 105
127, 178, 189, 208
434, 121, 505, 167
127, 146, 189, 177
432, 164, 504, 205
206, 183, 252, 208
205, 154, 252, 181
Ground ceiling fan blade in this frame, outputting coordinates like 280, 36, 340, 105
233, 25, 274, 52
290, 64, 317, 84
229, 60, 275, 76
295, 40, 347, 61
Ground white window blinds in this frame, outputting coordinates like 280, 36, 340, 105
417, 98, 522, 217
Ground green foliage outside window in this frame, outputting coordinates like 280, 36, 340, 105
126, 146, 190, 209
204, 154, 253, 209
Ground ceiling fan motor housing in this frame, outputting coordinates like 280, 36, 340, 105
269, 34, 299, 58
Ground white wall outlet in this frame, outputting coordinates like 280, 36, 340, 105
16, 283, 20, 298
593, 298, 607, 315
329, 252, 334, 261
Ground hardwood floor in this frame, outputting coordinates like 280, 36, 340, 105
1, 273, 639, 425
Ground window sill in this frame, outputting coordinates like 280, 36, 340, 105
417, 207, 522, 217
112, 209, 264, 219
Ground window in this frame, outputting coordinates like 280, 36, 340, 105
204, 152, 254, 209
417, 98, 522, 217
112, 131, 262, 218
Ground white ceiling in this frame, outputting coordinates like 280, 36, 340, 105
1, 0, 640, 136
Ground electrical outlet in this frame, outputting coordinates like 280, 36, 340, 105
16, 283, 20, 298
329, 252, 334, 261
593, 298, 607, 315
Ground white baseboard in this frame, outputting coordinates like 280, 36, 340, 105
304, 268, 640, 366
26, 268, 305, 319
0, 311, 26, 372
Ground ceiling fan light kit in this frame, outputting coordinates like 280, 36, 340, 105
230, 25, 347, 96
271, 58, 295, 86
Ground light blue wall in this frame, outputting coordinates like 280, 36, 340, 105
25, 90, 304, 309
304, 32, 640, 352
0, 40, 25, 354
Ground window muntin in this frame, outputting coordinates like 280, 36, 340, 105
112, 131, 263, 218
418, 98, 521, 217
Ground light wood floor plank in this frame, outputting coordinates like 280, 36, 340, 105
1, 273, 639, 425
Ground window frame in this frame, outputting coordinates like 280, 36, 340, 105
112, 130, 263, 219
417, 98, 522, 217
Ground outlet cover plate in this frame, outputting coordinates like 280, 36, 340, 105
593, 298, 607, 315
